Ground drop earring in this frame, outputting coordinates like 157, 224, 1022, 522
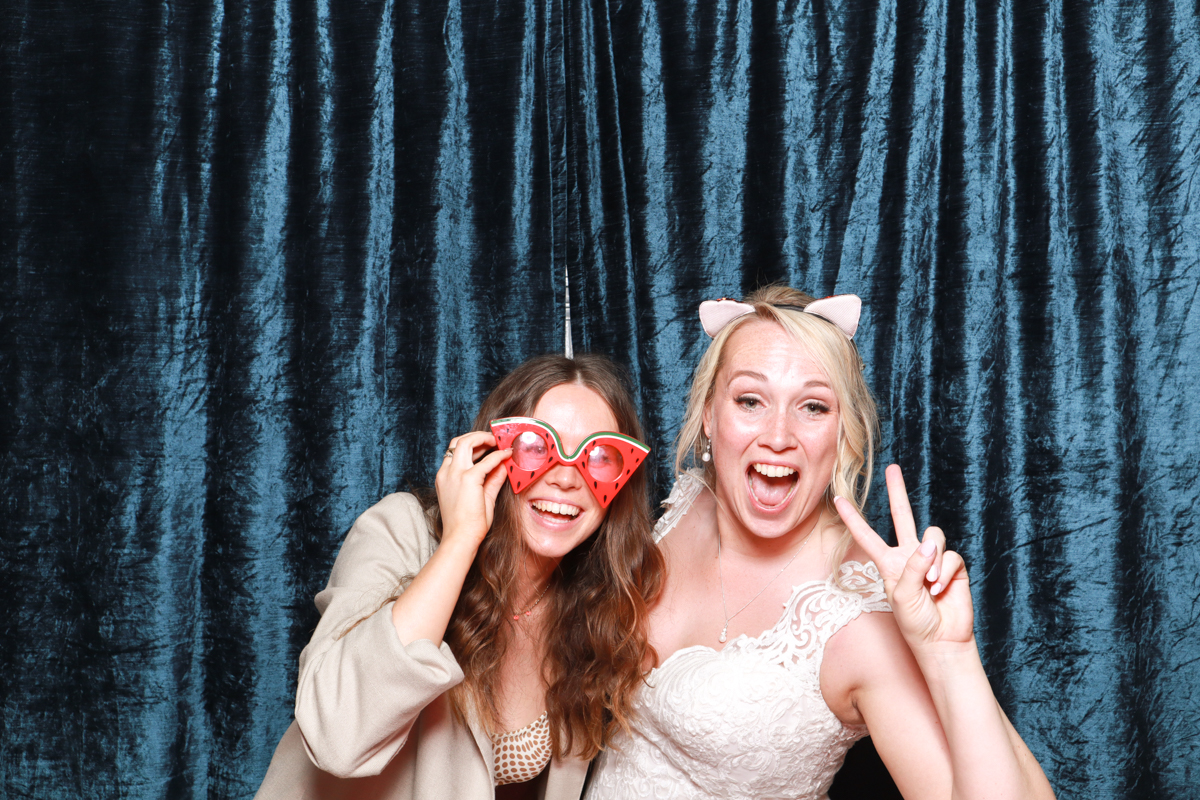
701, 438, 711, 462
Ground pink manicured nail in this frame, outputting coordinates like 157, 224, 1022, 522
931, 583, 943, 596
920, 541, 936, 557
926, 564, 939, 582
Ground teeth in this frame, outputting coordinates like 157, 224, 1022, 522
752, 463, 796, 479
532, 500, 581, 517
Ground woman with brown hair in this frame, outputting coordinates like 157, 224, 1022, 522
256, 353, 664, 800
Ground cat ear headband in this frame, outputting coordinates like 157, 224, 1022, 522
698, 294, 861, 339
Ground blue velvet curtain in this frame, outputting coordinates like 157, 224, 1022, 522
3, 0, 1198, 797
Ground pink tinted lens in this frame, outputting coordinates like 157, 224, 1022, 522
511, 430, 550, 471
585, 443, 625, 482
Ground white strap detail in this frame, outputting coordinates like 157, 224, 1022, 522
653, 470, 706, 544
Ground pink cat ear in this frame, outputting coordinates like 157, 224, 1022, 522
804, 295, 861, 339
699, 299, 756, 337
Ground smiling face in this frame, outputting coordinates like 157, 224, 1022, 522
517, 382, 620, 562
703, 320, 840, 543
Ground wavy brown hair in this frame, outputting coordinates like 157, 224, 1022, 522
421, 353, 664, 760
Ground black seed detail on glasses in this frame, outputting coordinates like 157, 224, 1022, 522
594, 481, 598, 489
603, 495, 608, 503
516, 481, 522, 489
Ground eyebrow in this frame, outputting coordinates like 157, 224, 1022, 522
726, 370, 832, 390
727, 369, 769, 382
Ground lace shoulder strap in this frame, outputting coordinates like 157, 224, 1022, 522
749, 561, 891, 686
652, 470, 706, 544
831, 560, 891, 614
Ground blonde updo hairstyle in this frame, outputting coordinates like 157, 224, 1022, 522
674, 286, 879, 573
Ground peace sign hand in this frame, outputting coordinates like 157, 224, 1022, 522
833, 465, 975, 653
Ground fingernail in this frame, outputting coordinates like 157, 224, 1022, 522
931, 583, 943, 596
920, 541, 936, 557
926, 564, 939, 582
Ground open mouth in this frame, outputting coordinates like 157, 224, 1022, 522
530, 499, 581, 522
747, 463, 799, 509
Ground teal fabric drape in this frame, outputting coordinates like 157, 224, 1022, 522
2, 0, 1198, 797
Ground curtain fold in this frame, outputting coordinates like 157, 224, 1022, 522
2, 0, 1197, 797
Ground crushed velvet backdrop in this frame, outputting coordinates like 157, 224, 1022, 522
2, 0, 1198, 797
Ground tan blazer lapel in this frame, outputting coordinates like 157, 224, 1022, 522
466, 706, 496, 786
540, 757, 589, 800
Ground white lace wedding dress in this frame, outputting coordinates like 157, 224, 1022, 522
585, 472, 892, 800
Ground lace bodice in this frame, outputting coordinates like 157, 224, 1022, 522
585, 472, 891, 800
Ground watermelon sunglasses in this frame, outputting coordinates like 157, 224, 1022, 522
488, 417, 650, 508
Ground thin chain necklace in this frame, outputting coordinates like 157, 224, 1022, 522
716, 530, 811, 643
512, 582, 550, 621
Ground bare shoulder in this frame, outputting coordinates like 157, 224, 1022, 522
819, 548, 918, 727
648, 485, 719, 655
657, 486, 716, 568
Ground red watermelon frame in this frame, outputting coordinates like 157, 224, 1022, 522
488, 417, 650, 508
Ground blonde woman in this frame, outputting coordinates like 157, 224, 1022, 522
257, 354, 664, 800
586, 287, 1053, 800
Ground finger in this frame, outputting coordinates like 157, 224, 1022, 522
833, 495, 891, 565
434, 454, 458, 489
921, 526, 946, 583
437, 442, 461, 472
885, 465, 919, 547
442, 437, 464, 466
470, 448, 511, 478
931, 549, 966, 596
456, 431, 498, 459
439, 435, 483, 481
896, 539, 938, 602
482, 453, 512, 503
445, 431, 497, 463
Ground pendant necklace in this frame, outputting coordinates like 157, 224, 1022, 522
716, 531, 811, 643
512, 582, 551, 621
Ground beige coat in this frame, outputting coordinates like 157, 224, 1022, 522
255, 493, 590, 800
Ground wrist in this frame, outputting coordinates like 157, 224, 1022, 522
911, 637, 985, 680
913, 640, 1002, 715
434, 527, 485, 562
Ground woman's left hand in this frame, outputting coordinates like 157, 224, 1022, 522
833, 465, 975, 652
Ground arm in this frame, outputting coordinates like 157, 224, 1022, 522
831, 605, 1051, 800
833, 466, 1054, 800
292, 494, 462, 778
388, 432, 510, 645
294, 433, 511, 778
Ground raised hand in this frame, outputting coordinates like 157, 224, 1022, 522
386, 432, 513, 647
434, 431, 512, 549
833, 465, 975, 652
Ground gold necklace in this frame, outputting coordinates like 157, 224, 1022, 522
716, 531, 811, 643
512, 582, 550, 621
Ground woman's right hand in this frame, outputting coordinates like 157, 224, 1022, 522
384, 433, 511, 648
434, 431, 512, 549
